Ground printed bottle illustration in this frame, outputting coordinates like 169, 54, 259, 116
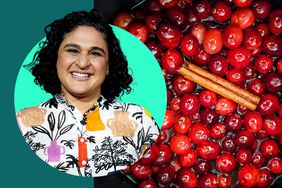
44, 140, 65, 162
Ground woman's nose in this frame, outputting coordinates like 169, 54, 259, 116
76, 54, 90, 69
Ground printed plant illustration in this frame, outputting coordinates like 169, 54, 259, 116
61, 139, 75, 149
66, 154, 82, 176
92, 136, 135, 173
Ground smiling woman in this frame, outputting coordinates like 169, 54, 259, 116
15, 9, 161, 184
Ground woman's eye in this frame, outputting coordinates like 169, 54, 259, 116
90, 51, 102, 57
66, 49, 79, 54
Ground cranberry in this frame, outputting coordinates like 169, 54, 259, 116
226, 68, 245, 84
128, 23, 148, 43
139, 179, 158, 188
158, 0, 178, 8
180, 94, 200, 115
252, 0, 272, 20
277, 58, 282, 74
146, 41, 163, 58
269, 9, 282, 35
255, 129, 270, 140
169, 134, 191, 155
218, 174, 232, 188
157, 23, 181, 48
263, 116, 282, 136
155, 130, 169, 144
254, 54, 274, 74
260, 139, 280, 158
247, 78, 265, 95
194, 47, 211, 65
208, 55, 229, 76
186, 8, 200, 26
147, 0, 163, 12
256, 168, 274, 188
231, 8, 255, 30
161, 48, 183, 74
238, 165, 259, 187
221, 135, 237, 153
215, 97, 237, 116
257, 94, 279, 116
216, 153, 236, 173
191, 24, 206, 44
263, 35, 282, 56
188, 122, 210, 144
173, 75, 196, 95
131, 161, 153, 180
223, 24, 243, 49
166, 7, 186, 26
243, 28, 262, 50
196, 140, 220, 160
173, 114, 191, 134
236, 148, 253, 166
194, 0, 212, 20
145, 14, 162, 33
162, 110, 174, 130
178, 148, 197, 167
212, 1, 232, 22
243, 111, 263, 133
243, 63, 257, 79
200, 108, 219, 126
169, 97, 180, 112
157, 165, 175, 185
114, 12, 133, 29
199, 89, 217, 108
227, 46, 251, 69
235, 130, 255, 148
203, 28, 223, 54
255, 23, 270, 39
252, 152, 266, 168
198, 173, 218, 188
194, 159, 211, 174
268, 157, 282, 174
237, 104, 249, 115
233, 0, 253, 8
225, 113, 243, 133
154, 144, 173, 166
210, 122, 227, 140
264, 72, 282, 92
180, 34, 199, 56
176, 168, 198, 187
140, 144, 160, 165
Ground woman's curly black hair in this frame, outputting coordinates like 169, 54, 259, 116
25, 9, 133, 103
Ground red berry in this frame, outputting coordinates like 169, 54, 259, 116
199, 89, 217, 108
226, 68, 245, 84
194, 47, 211, 65
172, 75, 196, 95
191, 24, 206, 44
146, 41, 164, 58
169, 97, 180, 113
180, 94, 200, 115
257, 94, 279, 116
225, 113, 243, 133
200, 108, 219, 126
154, 144, 173, 166
131, 161, 153, 180
178, 148, 197, 167
139, 144, 160, 165
188, 122, 210, 144
227, 46, 251, 69
243, 28, 262, 50
128, 23, 148, 43
212, 1, 232, 22
114, 12, 133, 29
235, 130, 255, 148
262, 35, 282, 56
254, 54, 274, 74
269, 9, 282, 35
252, 0, 272, 20
194, 159, 211, 174
215, 97, 237, 116
158, 0, 178, 8
196, 140, 220, 160
145, 13, 162, 33
139, 179, 158, 188
203, 29, 223, 54
176, 168, 198, 188
264, 72, 282, 93
180, 34, 199, 56
169, 134, 191, 155
268, 157, 282, 174
222, 135, 237, 153
238, 165, 259, 187
198, 173, 217, 188
247, 78, 265, 95
157, 165, 175, 185
161, 49, 183, 74
231, 8, 255, 30
223, 24, 243, 49
218, 174, 232, 188
194, 0, 212, 20
263, 115, 282, 136
256, 168, 274, 188
166, 7, 186, 26
174, 114, 191, 134
252, 152, 266, 169
259, 139, 280, 158
157, 23, 181, 48
216, 153, 236, 173
236, 148, 253, 166
161, 110, 174, 130
243, 111, 263, 133
210, 122, 226, 140
233, 0, 253, 8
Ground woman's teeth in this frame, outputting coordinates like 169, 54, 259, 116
71, 72, 91, 78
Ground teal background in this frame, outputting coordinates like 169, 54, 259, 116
14, 26, 166, 127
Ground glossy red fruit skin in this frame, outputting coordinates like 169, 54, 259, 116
223, 25, 243, 49
198, 173, 217, 188
210, 122, 226, 140
247, 78, 265, 95
227, 46, 251, 69
173, 75, 196, 95
221, 135, 237, 153
243, 111, 263, 133
259, 139, 280, 158
178, 148, 197, 167
263, 116, 282, 136
277, 58, 282, 74
139, 144, 160, 165
157, 23, 181, 48
166, 7, 186, 26
203, 28, 223, 54
225, 113, 243, 133
236, 148, 253, 166
169, 134, 191, 155
180, 34, 199, 56
176, 168, 198, 188
216, 153, 236, 173
128, 23, 148, 43
154, 144, 173, 166
262, 35, 282, 56
196, 140, 220, 160
215, 97, 237, 116
212, 1, 232, 22
194, 159, 211, 174
158, 0, 178, 8
268, 157, 282, 174
194, 0, 212, 20
231, 8, 255, 30
114, 12, 133, 29
208, 55, 229, 76
235, 130, 255, 148
174, 114, 191, 134
264, 72, 282, 93
157, 165, 175, 185
226, 68, 245, 84
243, 28, 262, 50
139, 179, 158, 188
162, 110, 174, 130
199, 89, 217, 108
188, 122, 210, 144
191, 24, 206, 44
131, 161, 153, 180
257, 94, 279, 116
145, 13, 162, 33
218, 174, 232, 188
200, 108, 219, 126
255, 23, 270, 40
244, 63, 257, 79
238, 165, 259, 187
194, 47, 211, 65
252, 152, 266, 169
180, 94, 200, 115
161, 49, 183, 74
169, 97, 180, 113
256, 168, 274, 188
252, 0, 272, 20
233, 0, 253, 8
254, 54, 273, 74
146, 41, 163, 58
269, 9, 282, 35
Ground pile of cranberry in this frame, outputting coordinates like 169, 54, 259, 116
114, 0, 282, 187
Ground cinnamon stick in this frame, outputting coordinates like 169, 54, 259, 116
178, 66, 257, 110
184, 60, 260, 105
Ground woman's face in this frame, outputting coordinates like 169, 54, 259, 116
56, 26, 109, 99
